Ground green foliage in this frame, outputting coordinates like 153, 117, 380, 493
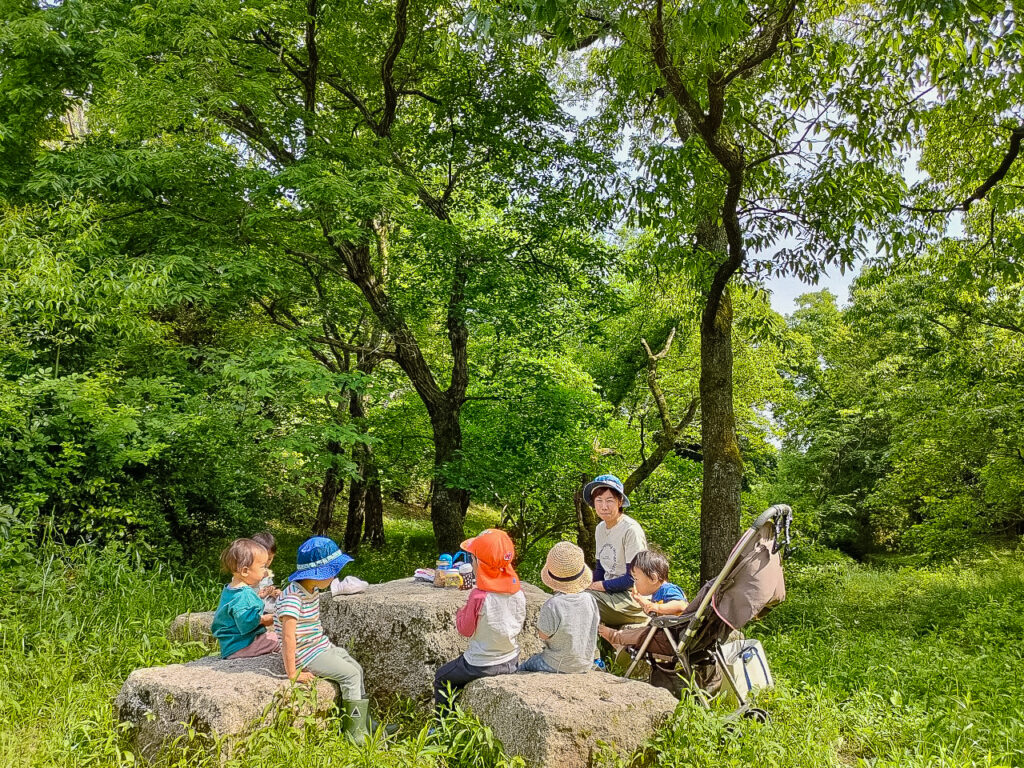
451, 354, 607, 559
0, 200, 372, 552
775, 213, 1024, 556
3, 0, 1022, 567
4, 519, 1024, 768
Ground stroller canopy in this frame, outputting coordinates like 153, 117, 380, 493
686, 518, 787, 634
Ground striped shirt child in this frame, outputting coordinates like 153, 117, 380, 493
274, 581, 331, 667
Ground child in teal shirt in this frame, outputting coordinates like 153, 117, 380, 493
211, 538, 280, 659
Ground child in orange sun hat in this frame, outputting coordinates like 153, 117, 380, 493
433, 529, 526, 711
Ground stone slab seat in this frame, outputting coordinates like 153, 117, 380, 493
167, 611, 217, 650
115, 655, 339, 761
319, 579, 548, 700
461, 671, 678, 768
164, 578, 550, 701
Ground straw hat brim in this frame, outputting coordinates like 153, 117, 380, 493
541, 563, 593, 594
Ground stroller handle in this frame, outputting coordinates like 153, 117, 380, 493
751, 504, 792, 532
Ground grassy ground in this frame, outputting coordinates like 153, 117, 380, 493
1, 509, 1022, 768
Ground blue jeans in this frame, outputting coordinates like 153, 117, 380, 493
517, 653, 557, 673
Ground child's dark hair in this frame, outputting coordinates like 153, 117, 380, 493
220, 538, 266, 573
631, 549, 670, 582
251, 531, 277, 555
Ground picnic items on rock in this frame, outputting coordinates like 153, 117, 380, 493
433, 551, 470, 588
330, 575, 369, 596
412, 550, 475, 589
458, 562, 475, 590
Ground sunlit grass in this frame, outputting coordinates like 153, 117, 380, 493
2, 520, 1022, 767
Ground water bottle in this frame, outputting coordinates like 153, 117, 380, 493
458, 562, 474, 590
434, 554, 453, 587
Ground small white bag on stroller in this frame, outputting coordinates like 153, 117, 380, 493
718, 637, 774, 706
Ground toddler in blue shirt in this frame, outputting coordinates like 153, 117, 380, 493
598, 549, 687, 649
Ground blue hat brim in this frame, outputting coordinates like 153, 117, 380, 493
289, 553, 353, 582
583, 479, 630, 508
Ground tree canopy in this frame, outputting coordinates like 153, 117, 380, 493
1, 0, 1022, 564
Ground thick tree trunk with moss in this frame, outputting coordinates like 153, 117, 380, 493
647, 0, 793, 583
699, 286, 742, 582
429, 401, 469, 553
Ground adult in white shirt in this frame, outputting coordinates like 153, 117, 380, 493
583, 474, 650, 627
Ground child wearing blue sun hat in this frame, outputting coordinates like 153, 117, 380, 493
274, 536, 383, 744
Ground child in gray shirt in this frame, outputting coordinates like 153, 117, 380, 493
519, 541, 599, 673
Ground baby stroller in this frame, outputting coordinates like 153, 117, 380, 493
619, 504, 793, 721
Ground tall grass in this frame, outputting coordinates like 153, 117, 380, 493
0, 543, 218, 766
2, 518, 1022, 768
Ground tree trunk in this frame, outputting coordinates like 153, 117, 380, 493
362, 453, 385, 548
699, 286, 742, 582
574, 473, 598, 569
429, 401, 468, 554
344, 386, 368, 555
313, 441, 344, 536
344, 468, 366, 555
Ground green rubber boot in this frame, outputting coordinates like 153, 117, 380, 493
342, 698, 370, 746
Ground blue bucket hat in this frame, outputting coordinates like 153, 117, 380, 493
583, 474, 630, 508
289, 536, 353, 582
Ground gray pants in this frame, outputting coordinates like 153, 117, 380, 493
590, 590, 650, 627
304, 645, 364, 701
434, 654, 517, 710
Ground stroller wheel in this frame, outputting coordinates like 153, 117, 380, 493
742, 707, 769, 724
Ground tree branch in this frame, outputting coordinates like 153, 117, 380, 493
641, 326, 677, 432
650, 0, 707, 131
907, 124, 1024, 214
378, 0, 410, 138
624, 396, 700, 495
720, 0, 799, 87
318, 221, 445, 410
215, 104, 297, 165
302, 0, 319, 143
322, 73, 380, 132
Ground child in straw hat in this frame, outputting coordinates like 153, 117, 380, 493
433, 529, 526, 712
518, 541, 600, 674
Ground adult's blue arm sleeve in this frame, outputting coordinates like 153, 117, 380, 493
601, 570, 635, 593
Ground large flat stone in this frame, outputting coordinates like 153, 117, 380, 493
166, 579, 551, 701
115, 654, 339, 761
320, 579, 549, 701
461, 671, 678, 768
167, 611, 217, 650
